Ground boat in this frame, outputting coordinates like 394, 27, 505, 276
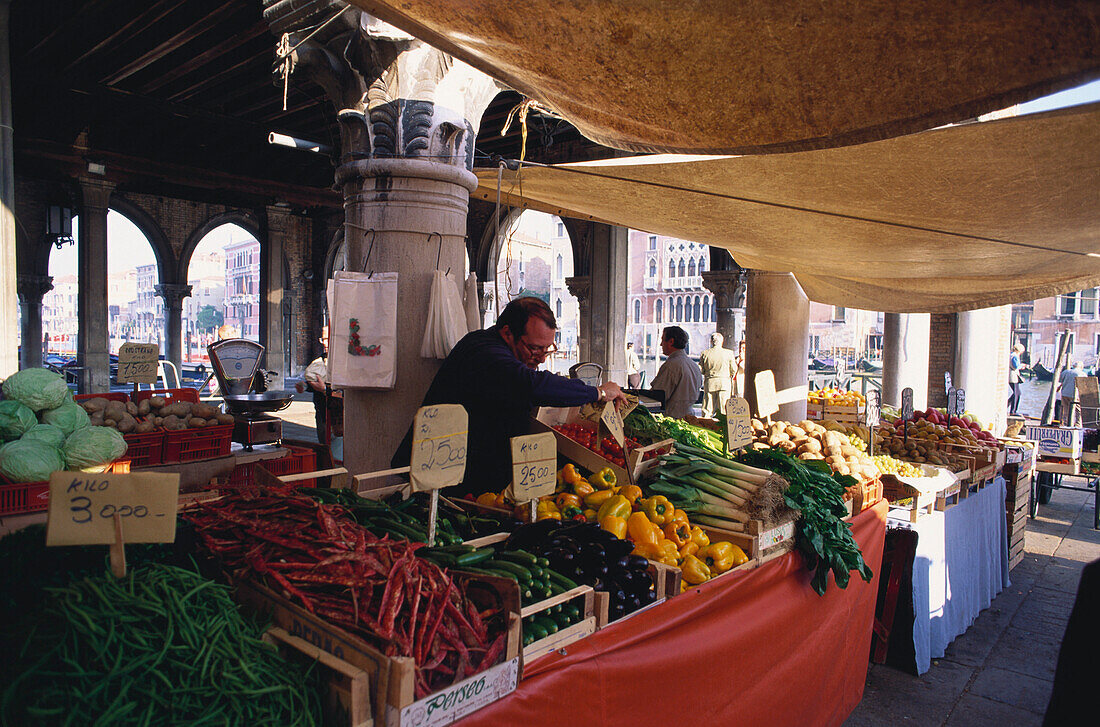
1032, 362, 1054, 382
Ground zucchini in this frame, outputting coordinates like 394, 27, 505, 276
532, 615, 558, 635
484, 560, 533, 581
454, 548, 495, 566
497, 550, 539, 566
546, 569, 579, 591
525, 620, 549, 642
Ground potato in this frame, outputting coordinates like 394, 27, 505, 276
188, 417, 207, 428
162, 415, 187, 431
125, 401, 138, 416
116, 413, 136, 433
798, 452, 818, 461
104, 418, 117, 428
799, 438, 822, 454
133, 419, 155, 434
192, 403, 217, 419
215, 413, 235, 425
148, 396, 166, 409
204, 418, 220, 427
839, 443, 860, 458
835, 464, 851, 476
776, 439, 797, 452
785, 425, 806, 439
82, 397, 109, 413
104, 401, 127, 420
154, 416, 164, 426
137, 399, 151, 416
825, 454, 845, 466
89, 411, 105, 426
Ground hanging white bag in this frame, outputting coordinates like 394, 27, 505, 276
421, 270, 469, 359
328, 271, 398, 388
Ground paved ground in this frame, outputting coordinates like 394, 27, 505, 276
844, 484, 1100, 727
271, 401, 1096, 726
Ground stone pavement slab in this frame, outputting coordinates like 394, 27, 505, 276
943, 694, 1043, 727
968, 666, 1053, 715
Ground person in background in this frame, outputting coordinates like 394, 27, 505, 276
626, 342, 642, 388
391, 297, 627, 496
296, 328, 329, 444
1059, 361, 1083, 426
699, 332, 737, 417
1008, 342, 1026, 415
733, 339, 746, 398
650, 326, 703, 419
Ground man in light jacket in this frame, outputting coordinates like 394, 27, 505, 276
651, 326, 703, 419
699, 332, 737, 417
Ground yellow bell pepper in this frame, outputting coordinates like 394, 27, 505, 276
681, 554, 712, 584
689, 526, 710, 550
596, 494, 631, 522
538, 510, 562, 521
618, 484, 644, 508
669, 509, 690, 528
642, 496, 675, 525
700, 541, 746, 574
663, 520, 691, 548
476, 492, 497, 507
536, 499, 559, 515
656, 538, 679, 563
631, 542, 664, 560
627, 511, 660, 547
494, 491, 508, 508
584, 489, 616, 508
588, 467, 617, 490
599, 515, 628, 540
555, 492, 582, 511
583, 508, 598, 522
678, 541, 700, 559
559, 463, 583, 486
572, 479, 595, 498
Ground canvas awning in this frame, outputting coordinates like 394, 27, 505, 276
471, 103, 1100, 313
353, 1, 1100, 154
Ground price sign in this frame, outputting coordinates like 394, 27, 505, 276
725, 396, 752, 451
947, 387, 959, 418
510, 432, 557, 501
410, 404, 469, 492
46, 471, 179, 546
951, 388, 966, 418
600, 401, 625, 448
865, 389, 881, 427
944, 371, 953, 395
901, 387, 914, 422
754, 370, 779, 420
117, 342, 159, 384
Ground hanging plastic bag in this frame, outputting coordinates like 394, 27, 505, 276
464, 272, 482, 333
327, 271, 398, 388
421, 270, 469, 359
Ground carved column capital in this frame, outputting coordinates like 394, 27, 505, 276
17, 274, 53, 304
78, 178, 115, 210
564, 275, 591, 304
154, 283, 192, 310
701, 269, 745, 310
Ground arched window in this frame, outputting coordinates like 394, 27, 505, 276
556, 298, 562, 318
702, 296, 710, 322
668, 297, 674, 320
698, 256, 706, 274
633, 299, 641, 323
556, 254, 563, 279
688, 258, 696, 277
676, 297, 683, 321
656, 299, 663, 323
693, 296, 701, 321
668, 259, 676, 278
649, 259, 656, 277
678, 259, 686, 277
711, 299, 717, 320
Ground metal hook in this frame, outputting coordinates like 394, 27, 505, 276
360, 228, 376, 278
429, 232, 447, 275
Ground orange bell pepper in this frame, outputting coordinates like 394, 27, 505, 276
669, 508, 690, 528
618, 484, 644, 507
476, 492, 497, 507
631, 542, 664, 561
627, 511, 660, 547
599, 515, 628, 540
555, 492, 583, 512
663, 520, 691, 548
678, 541, 700, 559
572, 479, 595, 498
656, 538, 679, 563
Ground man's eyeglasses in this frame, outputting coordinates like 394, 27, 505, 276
518, 338, 558, 357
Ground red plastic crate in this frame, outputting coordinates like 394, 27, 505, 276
224, 446, 318, 490
132, 388, 200, 405
0, 459, 132, 516
122, 429, 164, 468
75, 392, 130, 403
161, 424, 232, 463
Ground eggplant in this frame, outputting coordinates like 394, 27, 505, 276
640, 588, 657, 605
603, 539, 633, 560
624, 555, 650, 572
627, 594, 643, 612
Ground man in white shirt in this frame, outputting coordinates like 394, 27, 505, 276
699, 332, 737, 417
650, 326, 703, 419
626, 342, 642, 388
1059, 361, 1083, 426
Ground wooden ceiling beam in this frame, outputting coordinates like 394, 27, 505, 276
62, 0, 182, 75
138, 19, 271, 95
101, 2, 243, 87
167, 53, 265, 104
24, 0, 116, 61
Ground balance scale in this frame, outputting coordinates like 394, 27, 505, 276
207, 338, 293, 450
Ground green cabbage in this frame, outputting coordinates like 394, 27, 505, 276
62, 427, 127, 472
20, 424, 67, 449
2, 368, 70, 412
0, 439, 64, 483
0, 400, 38, 441
40, 402, 90, 435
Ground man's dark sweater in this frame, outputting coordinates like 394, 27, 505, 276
391, 327, 598, 494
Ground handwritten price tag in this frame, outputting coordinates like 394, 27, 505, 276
901, 387, 914, 422
46, 472, 179, 546
754, 370, 779, 419
510, 432, 557, 501
118, 342, 159, 384
952, 388, 966, 418
410, 405, 469, 492
865, 389, 881, 427
725, 397, 753, 451
600, 401, 625, 447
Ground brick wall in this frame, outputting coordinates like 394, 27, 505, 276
927, 313, 956, 408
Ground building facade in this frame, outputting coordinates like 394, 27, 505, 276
1016, 288, 1100, 368
223, 238, 261, 341
41, 275, 80, 355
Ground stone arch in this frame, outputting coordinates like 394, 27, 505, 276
323, 228, 347, 281
107, 195, 176, 285
177, 210, 260, 283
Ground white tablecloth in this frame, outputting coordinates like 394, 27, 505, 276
887, 477, 1011, 674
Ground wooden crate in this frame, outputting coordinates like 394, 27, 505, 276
533, 407, 674, 486
594, 560, 678, 629
881, 465, 962, 522
233, 575, 521, 727
520, 584, 596, 666
265, 627, 372, 727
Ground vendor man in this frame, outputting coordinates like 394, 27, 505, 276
391, 297, 627, 495
651, 326, 703, 419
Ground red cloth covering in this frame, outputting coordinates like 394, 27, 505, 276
459, 499, 888, 727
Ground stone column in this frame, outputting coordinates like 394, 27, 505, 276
587, 224, 629, 383
744, 271, 809, 422
0, 0, 16, 378
260, 205, 290, 389
17, 274, 52, 369
701, 268, 745, 346
954, 306, 1012, 435
565, 276, 591, 363
882, 313, 930, 410
263, 7, 501, 474
155, 283, 191, 376
78, 179, 114, 393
